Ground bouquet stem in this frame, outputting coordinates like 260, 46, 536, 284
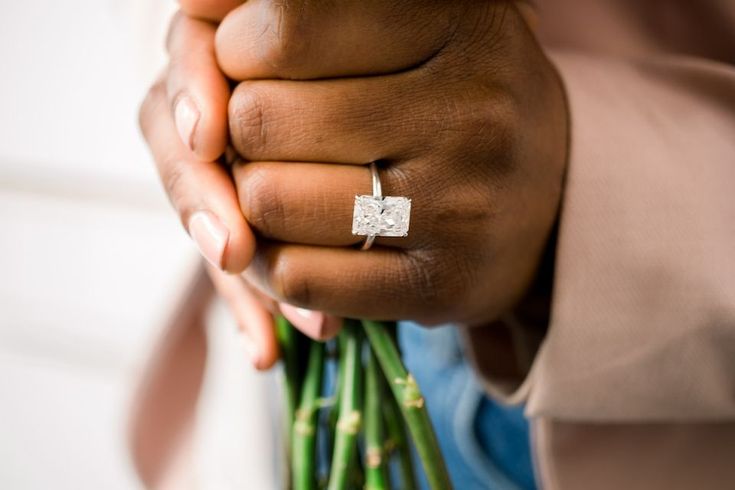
363, 321, 452, 490
327, 321, 363, 490
276, 316, 300, 447
277, 318, 452, 490
363, 347, 391, 490
383, 392, 417, 490
292, 340, 325, 490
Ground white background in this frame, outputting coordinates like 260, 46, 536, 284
0, 1, 276, 488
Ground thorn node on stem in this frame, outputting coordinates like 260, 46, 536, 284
293, 420, 315, 437
336, 410, 362, 435
394, 374, 425, 408
365, 447, 383, 469
294, 407, 317, 436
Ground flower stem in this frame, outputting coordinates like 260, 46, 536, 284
363, 321, 452, 490
292, 340, 325, 490
364, 347, 390, 490
276, 316, 300, 472
327, 320, 363, 490
383, 391, 417, 490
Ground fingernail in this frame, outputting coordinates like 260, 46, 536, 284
295, 307, 315, 319
188, 211, 229, 269
279, 304, 326, 338
174, 94, 200, 151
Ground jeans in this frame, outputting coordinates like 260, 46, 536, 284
399, 322, 537, 490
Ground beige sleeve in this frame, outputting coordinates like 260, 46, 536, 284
464, 51, 735, 421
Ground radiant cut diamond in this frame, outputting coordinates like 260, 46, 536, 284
352, 195, 411, 237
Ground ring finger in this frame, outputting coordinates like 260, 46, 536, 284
232, 160, 429, 249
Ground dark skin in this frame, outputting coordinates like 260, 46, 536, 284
140, 0, 567, 367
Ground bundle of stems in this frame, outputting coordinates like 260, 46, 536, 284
276, 317, 452, 490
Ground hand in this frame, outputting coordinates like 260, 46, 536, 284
215, 0, 568, 326
139, 8, 341, 370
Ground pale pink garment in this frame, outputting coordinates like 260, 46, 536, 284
465, 1, 735, 488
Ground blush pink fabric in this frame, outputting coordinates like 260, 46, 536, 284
465, 1, 735, 488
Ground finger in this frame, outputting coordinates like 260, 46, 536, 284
233, 161, 424, 249
228, 74, 439, 164
207, 265, 279, 370
178, 0, 243, 22
139, 77, 256, 273
278, 304, 342, 341
165, 12, 230, 161
239, 264, 343, 339
244, 244, 450, 325
237, 273, 343, 342
215, 0, 454, 80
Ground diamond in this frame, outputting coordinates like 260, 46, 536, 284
352, 195, 411, 237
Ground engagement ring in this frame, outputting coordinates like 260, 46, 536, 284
351, 162, 411, 251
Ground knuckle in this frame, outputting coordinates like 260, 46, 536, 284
402, 252, 444, 309
475, 89, 520, 156
402, 251, 471, 322
490, 91, 521, 153
256, 2, 309, 73
160, 158, 191, 222
229, 84, 267, 158
439, 87, 520, 176
238, 165, 283, 237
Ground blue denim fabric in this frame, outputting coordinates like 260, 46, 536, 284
399, 322, 537, 490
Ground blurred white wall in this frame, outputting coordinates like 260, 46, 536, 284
0, 0, 172, 186
0, 1, 203, 488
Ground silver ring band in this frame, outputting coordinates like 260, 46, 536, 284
369, 161, 382, 198
361, 162, 381, 250
360, 234, 376, 251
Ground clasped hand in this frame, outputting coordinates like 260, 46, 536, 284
140, 0, 568, 368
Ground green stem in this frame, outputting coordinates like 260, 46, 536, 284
363, 321, 452, 490
364, 347, 390, 490
324, 338, 344, 486
292, 340, 325, 490
327, 320, 363, 490
276, 316, 300, 437
383, 392, 416, 490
